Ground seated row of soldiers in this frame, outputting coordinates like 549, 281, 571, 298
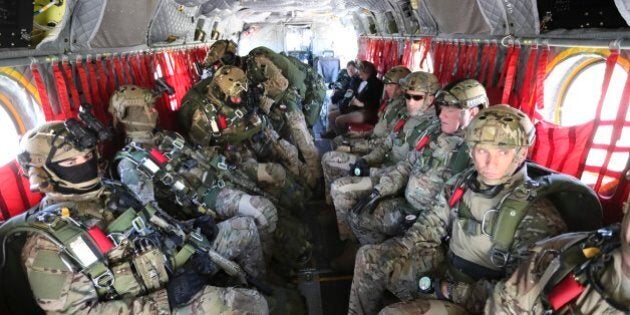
2, 40, 628, 314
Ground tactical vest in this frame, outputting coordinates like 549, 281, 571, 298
539, 226, 629, 313
115, 141, 225, 217
451, 162, 603, 270
388, 112, 441, 165
0, 202, 211, 300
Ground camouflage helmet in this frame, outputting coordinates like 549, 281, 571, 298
435, 79, 489, 110
17, 121, 100, 193
205, 40, 238, 66
400, 71, 440, 94
465, 104, 535, 148
210, 65, 248, 100
382, 66, 411, 85
108, 85, 158, 134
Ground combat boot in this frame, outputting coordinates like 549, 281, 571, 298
330, 240, 359, 273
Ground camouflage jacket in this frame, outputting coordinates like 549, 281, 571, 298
361, 108, 440, 167
349, 96, 406, 154
486, 231, 630, 314
382, 165, 568, 313
373, 131, 470, 211
22, 188, 172, 314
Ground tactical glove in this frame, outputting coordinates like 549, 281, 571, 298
194, 215, 218, 242
350, 158, 370, 177
350, 189, 380, 215
167, 269, 206, 308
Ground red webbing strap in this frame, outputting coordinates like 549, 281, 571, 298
556, 127, 577, 172
85, 55, 103, 107
440, 42, 454, 84
144, 53, 155, 86
75, 56, 93, 105
485, 42, 499, 87
129, 53, 145, 87
593, 69, 630, 192
61, 58, 82, 113
94, 55, 110, 110
113, 55, 127, 86
447, 42, 461, 83
518, 46, 538, 114
577, 50, 619, 178
535, 47, 550, 110
51, 60, 73, 119
103, 57, 116, 94
438, 41, 451, 83
402, 40, 412, 68
433, 41, 444, 76
138, 53, 152, 87
0, 190, 11, 220
120, 54, 134, 85
8, 161, 29, 213
467, 43, 479, 78
419, 37, 432, 69
478, 42, 491, 84
501, 45, 520, 104
31, 63, 56, 121
456, 43, 470, 79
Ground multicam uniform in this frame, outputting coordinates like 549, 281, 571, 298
348, 105, 571, 315
177, 66, 311, 209
15, 122, 268, 314
178, 66, 313, 269
349, 166, 567, 315
109, 85, 277, 255
329, 71, 441, 240
248, 53, 322, 189
348, 131, 469, 245
347, 78, 491, 245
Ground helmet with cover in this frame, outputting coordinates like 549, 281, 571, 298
17, 121, 100, 193
108, 85, 158, 135
209, 65, 248, 105
435, 79, 489, 110
399, 71, 440, 94
382, 66, 411, 85
204, 40, 238, 66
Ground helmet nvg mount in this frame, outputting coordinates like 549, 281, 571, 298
108, 85, 158, 134
435, 79, 489, 110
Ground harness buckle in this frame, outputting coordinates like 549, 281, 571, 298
160, 173, 174, 186
215, 179, 225, 189
490, 247, 509, 268
92, 270, 115, 289
217, 161, 228, 170
132, 216, 148, 236
107, 232, 125, 247
481, 209, 498, 236
234, 109, 244, 119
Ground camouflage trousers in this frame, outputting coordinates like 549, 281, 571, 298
174, 285, 269, 315
285, 110, 322, 190
347, 197, 410, 245
348, 242, 445, 315
322, 151, 366, 205
329, 168, 390, 240
332, 135, 372, 155
213, 216, 266, 278
215, 188, 278, 256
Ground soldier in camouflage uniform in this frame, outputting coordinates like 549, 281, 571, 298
177, 65, 313, 270
322, 66, 410, 205
349, 105, 568, 315
247, 50, 322, 190
347, 79, 489, 246
177, 65, 311, 209
485, 196, 630, 314
328, 71, 441, 240
109, 85, 278, 256
16, 121, 268, 314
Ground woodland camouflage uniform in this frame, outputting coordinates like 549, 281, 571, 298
348, 105, 568, 315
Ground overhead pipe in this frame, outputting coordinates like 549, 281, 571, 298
362, 34, 628, 50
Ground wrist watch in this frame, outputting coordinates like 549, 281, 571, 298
418, 276, 434, 294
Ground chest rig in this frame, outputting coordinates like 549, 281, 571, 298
115, 133, 224, 217
449, 163, 603, 269
540, 226, 629, 313
0, 199, 213, 301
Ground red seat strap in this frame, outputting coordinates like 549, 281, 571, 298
30, 63, 56, 121
75, 56, 93, 105
61, 58, 82, 114
51, 60, 73, 119
501, 45, 521, 104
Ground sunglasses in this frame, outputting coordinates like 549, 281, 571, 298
404, 93, 425, 101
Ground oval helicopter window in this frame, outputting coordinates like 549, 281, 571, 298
0, 105, 20, 166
